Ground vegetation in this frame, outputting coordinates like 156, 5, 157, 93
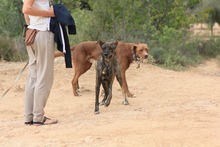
0, 0, 220, 70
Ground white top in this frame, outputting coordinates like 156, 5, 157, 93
26, 0, 51, 31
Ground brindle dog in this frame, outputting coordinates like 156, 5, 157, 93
94, 41, 121, 114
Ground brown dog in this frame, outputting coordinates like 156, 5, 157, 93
71, 41, 101, 96
55, 41, 149, 100
116, 42, 149, 98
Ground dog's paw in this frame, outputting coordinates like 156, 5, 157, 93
122, 100, 129, 105
99, 101, 105, 106
76, 88, 81, 93
127, 92, 136, 98
94, 111, 100, 114
74, 91, 82, 96
104, 101, 110, 107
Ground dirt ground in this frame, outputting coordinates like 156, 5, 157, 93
0, 57, 219, 147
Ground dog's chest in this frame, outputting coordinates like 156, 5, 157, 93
101, 66, 112, 80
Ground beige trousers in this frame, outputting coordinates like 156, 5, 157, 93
24, 31, 55, 123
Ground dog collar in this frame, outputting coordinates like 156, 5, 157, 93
132, 50, 138, 62
132, 50, 140, 68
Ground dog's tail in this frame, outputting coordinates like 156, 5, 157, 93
54, 46, 76, 58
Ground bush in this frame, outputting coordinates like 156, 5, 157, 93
0, 36, 13, 61
149, 27, 220, 70
0, 35, 27, 62
197, 37, 220, 57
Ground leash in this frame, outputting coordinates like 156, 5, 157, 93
0, 61, 29, 100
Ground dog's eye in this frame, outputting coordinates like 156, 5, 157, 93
110, 44, 116, 48
102, 44, 107, 48
109, 48, 114, 52
139, 49, 143, 52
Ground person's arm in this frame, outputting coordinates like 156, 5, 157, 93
22, 0, 54, 17
24, 14, 30, 25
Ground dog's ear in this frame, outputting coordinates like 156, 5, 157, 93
132, 45, 137, 53
132, 45, 138, 61
97, 40, 105, 46
110, 40, 118, 52
113, 40, 118, 46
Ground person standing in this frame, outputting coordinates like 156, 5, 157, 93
22, 0, 58, 126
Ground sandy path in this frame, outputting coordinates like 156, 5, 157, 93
0, 58, 219, 147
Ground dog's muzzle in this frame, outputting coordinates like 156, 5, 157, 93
104, 53, 113, 59
144, 54, 148, 59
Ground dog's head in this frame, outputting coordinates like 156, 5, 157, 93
98, 40, 118, 59
132, 43, 149, 60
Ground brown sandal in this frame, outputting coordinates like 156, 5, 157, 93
24, 121, 33, 125
33, 117, 58, 126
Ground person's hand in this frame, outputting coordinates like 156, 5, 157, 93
49, 6, 55, 17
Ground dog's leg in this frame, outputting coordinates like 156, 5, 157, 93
105, 73, 116, 106
121, 68, 135, 98
72, 62, 92, 96
121, 91, 129, 105
76, 80, 80, 93
101, 75, 115, 97
100, 82, 108, 106
104, 82, 112, 107
72, 72, 82, 96
118, 61, 135, 98
116, 72, 129, 105
95, 78, 101, 114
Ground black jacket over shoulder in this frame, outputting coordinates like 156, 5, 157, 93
50, 4, 76, 68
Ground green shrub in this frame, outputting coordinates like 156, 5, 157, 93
0, 35, 27, 62
0, 36, 13, 61
150, 27, 207, 70
197, 38, 220, 57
